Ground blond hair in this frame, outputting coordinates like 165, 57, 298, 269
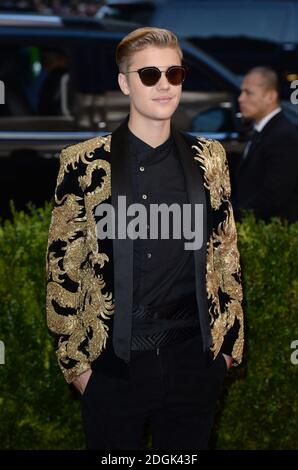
116, 27, 183, 72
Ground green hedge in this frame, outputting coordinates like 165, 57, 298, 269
0, 204, 83, 450
0, 206, 297, 449
215, 214, 298, 450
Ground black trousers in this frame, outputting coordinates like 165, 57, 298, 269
81, 334, 227, 450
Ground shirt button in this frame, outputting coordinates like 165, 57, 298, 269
142, 194, 147, 200
147, 252, 152, 259
139, 166, 145, 172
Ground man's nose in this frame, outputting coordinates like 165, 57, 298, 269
157, 72, 170, 89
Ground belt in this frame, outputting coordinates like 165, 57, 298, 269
131, 293, 200, 351
131, 326, 201, 351
132, 293, 198, 321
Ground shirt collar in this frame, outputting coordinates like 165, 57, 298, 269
254, 107, 281, 132
128, 129, 173, 163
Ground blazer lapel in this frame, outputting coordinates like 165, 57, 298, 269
110, 119, 134, 363
171, 127, 212, 350
239, 112, 282, 170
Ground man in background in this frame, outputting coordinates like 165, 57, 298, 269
234, 66, 298, 222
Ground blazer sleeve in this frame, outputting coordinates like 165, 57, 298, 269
205, 140, 244, 365
46, 148, 91, 383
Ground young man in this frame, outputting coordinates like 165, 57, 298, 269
46, 27, 244, 450
234, 66, 298, 222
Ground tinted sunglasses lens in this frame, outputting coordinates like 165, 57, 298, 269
167, 67, 186, 85
139, 68, 161, 86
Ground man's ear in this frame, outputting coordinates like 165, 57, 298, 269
267, 89, 278, 105
118, 73, 130, 96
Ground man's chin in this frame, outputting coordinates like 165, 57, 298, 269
153, 108, 178, 121
240, 110, 253, 120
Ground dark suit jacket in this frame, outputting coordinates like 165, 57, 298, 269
46, 120, 244, 383
234, 112, 298, 222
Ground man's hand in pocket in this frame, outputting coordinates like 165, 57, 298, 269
223, 354, 233, 369
72, 369, 92, 395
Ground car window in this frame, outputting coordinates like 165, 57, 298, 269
0, 45, 37, 117
191, 105, 235, 133
0, 37, 122, 132
0, 43, 71, 124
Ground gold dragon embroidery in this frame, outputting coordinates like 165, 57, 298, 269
192, 138, 244, 364
192, 138, 231, 210
47, 135, 114, 382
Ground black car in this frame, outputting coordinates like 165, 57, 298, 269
0, 12, 297, 218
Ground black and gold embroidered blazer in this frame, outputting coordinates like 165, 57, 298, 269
46, 121, 244, 383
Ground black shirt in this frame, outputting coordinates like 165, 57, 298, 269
128, 129, 196, 310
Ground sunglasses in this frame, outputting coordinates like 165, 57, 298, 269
125, 65, 187, 87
